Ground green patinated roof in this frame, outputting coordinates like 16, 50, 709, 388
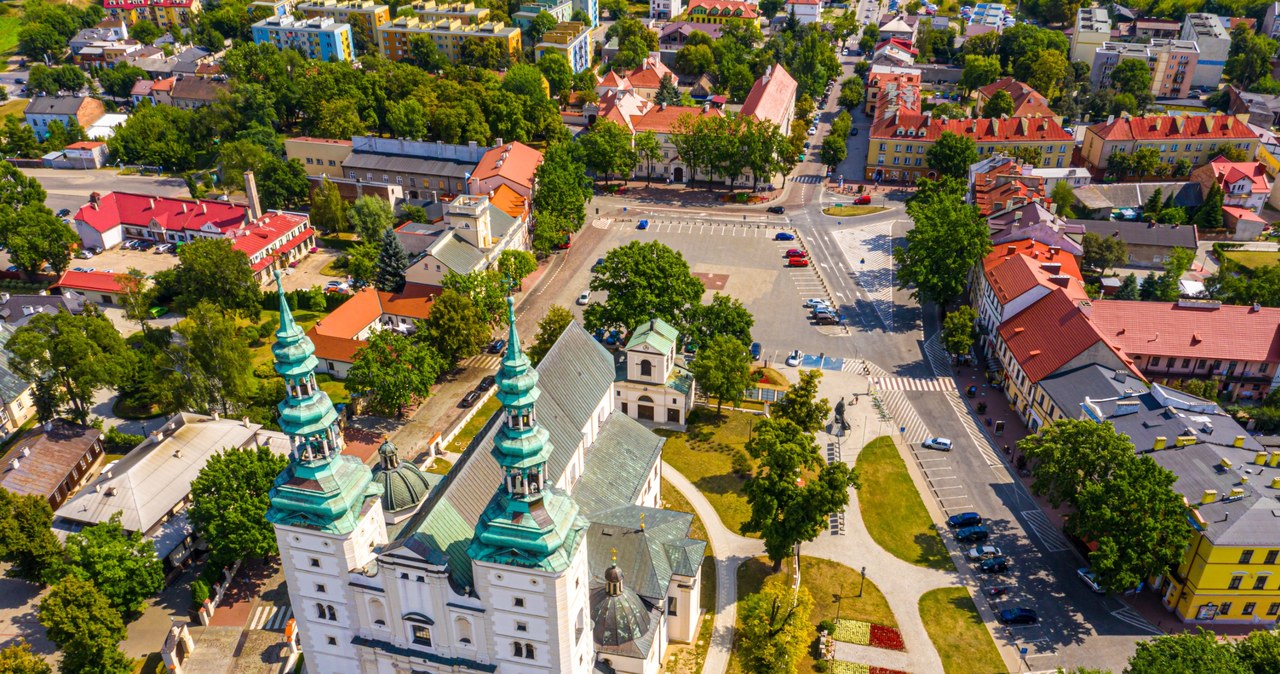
573, 414, 665, 516
624, 317, 679, 353
468, 487, 589, 572
668, 365, 694, 396
373, 460, 432, 514
267, 454, 383, 535
587, 506, 704, 600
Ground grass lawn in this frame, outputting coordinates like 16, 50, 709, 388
1224, 249, 1280, 271
657, 408, 759, 536
320, 259, 345, 277
0, 15, 18, 62
824, 205, 889, 217
445, 396, 501, 454
0, 97, 26, 119
425, 457, 453, 474
316, 373, 349, 405
660, 477, 708, 543
918, 587, 1005, 674
248, 307, 327, 369
658, 477, 717, 674
858, 436, 953, 571
731, 556, 897, 673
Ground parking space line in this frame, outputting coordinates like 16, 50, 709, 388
932, 484, 965, 490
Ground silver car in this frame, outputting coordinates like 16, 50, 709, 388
785, 350, 802, 367
967, 545, 1002, 561
923, 437, 953, 451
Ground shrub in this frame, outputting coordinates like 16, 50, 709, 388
258, 317, 279, 342
731, 449, 752, 476
817, 619, 836, 635
191, 579, 210, 607
103, 425, 145, 453
254, 362, 277, 379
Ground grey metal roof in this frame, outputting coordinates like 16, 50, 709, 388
574, 414, 665, 516
1038, 363, 1149, 421
24, 96, 94, 116
1071, 218, 1199, 248
1146, 444, 1280, 546
587, 506, 703, 600
429, 232, 485, 276
1071, 182, 1203, 212
343, 152, 472, 179
0, 294, 84, 328
0, 324, 32, 403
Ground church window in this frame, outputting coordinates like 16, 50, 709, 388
326, 605, 336, 621
412, 626, 433, 646
516, 621, 528, 632
514, 597, 525, 608
309, 558, 320, 568
316, 603, 326, 619
640, 359, 653, 377
524, 644, 536, 659
416, 576, 425, 582
455, 617, 473, 644
326, 637, 337, 646
512, 642, 522, 657
369, 599, 387, 626
315, 583, 326, 593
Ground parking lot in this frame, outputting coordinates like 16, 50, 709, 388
75, 243, 181, 277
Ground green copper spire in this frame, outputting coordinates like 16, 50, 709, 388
267, 271, 382, 535
468, 295, 587, 571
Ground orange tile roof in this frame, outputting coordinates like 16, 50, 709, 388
471, 141, 543, 189
997, 290, 1136, 383
312, 287, 383, 340
872, 113, 1072, 143
490, 183, 528, 219
307, 286, 437, 362
1087, 114, 1258, 142
1089, 300, 1280, 363
626, 55, 673, 89
632, 104, 723, 133
376, 290, 435, 320
740, 64, 797, 128
688, 0, 758, 18
290, 137, 354, 146
983, 241, 1086, 305
1223, 205, 1265, 222
306, 328, 367, 364
52, 270, 124, 294
976, 78, 1054, 118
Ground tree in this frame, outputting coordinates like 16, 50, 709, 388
685, 292, 753, 347
96, 63, 148, 98
527, 10, 559, 44
1225, 27, 1278, 90
941, 306, 978, 357
408, 34, 448, 72
441, 269, 507, 325
0, 489, 64, 585
960, 54, 1001, 94
634, 130, 663, 184
375, 227, 408, 293
1115, 273, 1140, 300
38, 576, 130, 672
925, 132, 978, 179
580, 119, 638, 184
496, 249, 537, 289
528, 305, 573, 365
310, 177, 348, 234
838, 76, 864, 109
819, 133, 846, 169
314, 99, 366, 139
4, 206, 78, 278
461, 35, 511, 70
349, 196, 396, 242
533, 142, 593, 231
654, 73, 682, 106
537, 52, 574, 97
168, 238, 260, 316
737, 574, 814, 674
60, 513, 164, 616
1080, 231, 1128, 274
416, 289, 490, 368
584, 241, 705, 332
1235, 630, 1280, 674
675, 43, 715, 77
344, 241, 379, 286
129, 19, 162, 43
1215, 144, 1252, 162
1126, 630, 1248, 674
0, 642, 51, 674
8, 307, 130, 423
189, 445, 290, 569
1196, 183, 1224, 228
348, 329, 444, 417
18, 23, 64, 62
1051, 180, 1076, 218
771, 369, 831, 433
981, 89, 1014, 119
1024, 49, 1071, 101
689, 335, 752, 413
742, 417, 858, 566
1143, 187, 1165, 219
894, 178, 990, 305
1173, 158, 1193, 177
1016, 418, 1135, 508
169, 300, 256, 415
107, 101, 198, 171
1111, 58, 1153, 101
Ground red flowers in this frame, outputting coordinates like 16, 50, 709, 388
870, 667, 910, 674
868, 624, 905, 651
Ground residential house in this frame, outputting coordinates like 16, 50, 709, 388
1132, 17, 1181, 39
1180, 13, 1230, 88
375, 15, 521, 64
402, 193, 530, 290
657, 22, 721, 49
72, 40, 146, 67
1080, 114, 1259, 173
1090, 40, 1198, 99
51, 271, 129, 306
1222, 206, 1267, 241
739, 63, 797, 134
651, 0, 683, 20
683, 0, 758, 24
878, 13, 916, 43
1225, 85, 1280, 129
535, 21, 592, 74
1, 420, 103, 511
341, 136, 490, 202
0, 293, 85, 328
285, 137, 354, 178
863, 65, 921, 116
23, 96, 106, 141
1190, 156, 1272, 213
1071, 7, 1110, 63
1030, 167, 1091, 191
252, 15, 355, 61
467, 141, 543, 199
972, 239, 1086, 345
103, 0, 203, 29
1072, 217, 1200, 267
615, 318, 695, 428
625, 54, 677, 100
53, 412, 290, 569
966, 154, 1052, 217
1070, 181, 1204, 219
974, 78, 1056, 119
306, 286, 437, 378
783, 0, 819, 25
871, 38, 917, 68
168, 75, 230, 109
0, 325, 36, 440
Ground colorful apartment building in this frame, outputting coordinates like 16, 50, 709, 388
1090, 39, 1199, 99
252, 15, 355, 62
296, 0, 390, 49
1081, 114, 1260, 173
375, 15, 521, 64
867, 113, 1073, 181
406, 0, 490, 25
684, 0, 758, 24
103, 0, 202, 29
535, 21, 593, 74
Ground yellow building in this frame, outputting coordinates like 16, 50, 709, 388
683, 0, 758, 23
376, 15, 521, 64
1080, 113, 1260, 173
407, 0, 491, 25
284, 137, 354, 177
103, 0, 202, 29
867, 114, 1074, 182
296, 0, 391, 50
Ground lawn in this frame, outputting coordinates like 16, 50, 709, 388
1224, 249, 1280, 271
0, 97, 26, 119
752, 367, 789, 387
425, 457, 453, 474
658, 477, 717, 674
857, 436, 952, 571
0, 16, 18, 62
824, 206, 889, 217
316, 374, 349, 404
731, 556, 897, 673
445, 395, 501, 454
918, 587, 1006, 674
657, 408, 759, 536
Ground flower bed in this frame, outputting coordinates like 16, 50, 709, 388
870, 668, 910, 674
832, 619, 871, 645
832, 663, 870, 674
869, 624, 905, 651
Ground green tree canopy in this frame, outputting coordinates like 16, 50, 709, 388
689, 335, 753, 413
60, 513, 164, 616
585, 241, 705, 332
349, 196, 397, 242
1080, 231, 1128, 274
415, 289, 490, 368
0, 641, 51, 674
348, 329, 444, 417
941, 305, 978, 357
581, 119, 639, 184
1125, 630, 1249, 674
528, 304, 573, 365
189, 445, 290, 569
0, 489, 64, 585
310, 177, 348, 234
685, 292, 754, 347
737, 574, 814, 674
375, 227, 408, 293
981, 89, 1014, 118
164, 300, 256, 416
925, 132, 978, 179
960, 54, 1001, 93
497, 249, 537, 289
1016, 418, 1135, 508
894, 178, 991, 305
771, 369, 831, 433
167, 238, 261, 316
38, 576, 128, 667
8, 306, 131, 423
533, 142, 593, 231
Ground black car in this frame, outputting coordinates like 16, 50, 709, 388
814, 313, 839, 325
767, 206, 785, 214
998, 608, 1038, 625
459, 390, 481, 408
488, 339, 506, 354
955, 525, 989, 543
55, 208, 71, 218
476, 375, 496, 392
979, 556, 1010, 574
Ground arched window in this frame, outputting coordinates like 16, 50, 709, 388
316, 602, 326, 619
639, 395, 654, 403
524, 643, 536, 659
512, 642, 523, 657
326, 605, 336, 621
368, 599, 387, 627
455, 617, 473, 645
640, 359, 653, 377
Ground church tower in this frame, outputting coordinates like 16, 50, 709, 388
266, 271, 386, 674
468, 297, 593, 673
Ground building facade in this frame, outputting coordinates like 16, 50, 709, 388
535, 21, 592, 74
24, 97, 106, 142
614, 319, 695, 428
285, 137, 354, 178
1180, 13, 1230, 89
103, 0, 203, 29
1081, 114, 1259, 173
868, 114, 1073, 181
252, 15, 355, 62
1071, 7, 1109, 63
683, 0, 758, 24
1090, 40, 1199, 99
375, 15, 521, 64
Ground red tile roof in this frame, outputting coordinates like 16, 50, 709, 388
489, 184, 528, 219
229, 213, 310, 257
305, 287, 436, 363
470, 141, 543, 190
1196, 156, 1271, 194
976, 78, 1054, 118
687, 0, 759, 18
64, 141, 105, 150
289, 137, 354, 146
307, 328, 367, 364
312, 287, 383, 340
983, 240, 1085, 305
788, 0, 820, 5
872, 113, 1072, 143
626, 55, 674, 90
377, 290, 435, 320
632, 104, 723, 133
52, 270, 125, 294
997, 290, 1136, 383
740, 64, 797, 128
1089, 300, 1280, 363
1223, 205, 1265, 222
875, 38, 918, 55
1087, 114, 1258, 142
74, 192, 245, 235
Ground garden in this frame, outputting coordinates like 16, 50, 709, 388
657, 408, 761, 535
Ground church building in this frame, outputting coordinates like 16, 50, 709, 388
266, 273, 706, 674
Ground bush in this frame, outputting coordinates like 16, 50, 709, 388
817, 619, 836, 635
254, 362, 277, 379
103, 425, 145, 453
190, 579, 210, 607
258, 317, 279, 341
731, 449, 752, 476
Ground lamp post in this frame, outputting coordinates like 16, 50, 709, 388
858, 566, 866, 597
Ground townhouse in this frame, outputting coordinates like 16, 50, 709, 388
306, 286, 437, 379
1080, 114, 1260, 173
966, 154, 1052, 217
683, 0, 758, 24
1190, 157, 1272, 214
867, 114, 1073, 182
103, 0, 202, 29
971, 240, 1086, 346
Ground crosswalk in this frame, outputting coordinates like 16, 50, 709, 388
1019, 510, 1072, 553
942, 391, 1002, 468
792, 175, 824, 184
923, 333, 954, 378
462, 354, 501, 370
249, 604, 292, 632
871, 376, 951, 392
1111, 607, 1162, 634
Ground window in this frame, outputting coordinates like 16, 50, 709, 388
640, 360, 653, 377
1229, 576, 1243, 590
1244, 602, 1257, 616
315, 583, 326, 593
516, 621, 528, 632
1220, 601, 1233, 615
1182, 359, 1191, 369
667, 597, 677, 616
1241, 550, 1255, 564
524, 644, 536, 659
512, 642, 523, 657
1268, 603, 1280, 616
1255, 577, 1268, 590
412, 625, 432, 646
1150, 357, 1160, 367
1266, 550, 1278, 565
327, 637, 337, 646
514, 597, 525, 608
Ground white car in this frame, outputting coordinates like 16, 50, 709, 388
804, 298, 830, 308
807, 126, 817, 136
577, 291, 590, 306
922, 437, 953, 451
785, 350, 802, 367
1077, 567, 1105, 594
967, 545, 1002, 561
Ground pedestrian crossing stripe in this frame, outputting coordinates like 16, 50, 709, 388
249, 605, 293, 632
1019, 510, 1072, 553
870, 376, 951, 392
1110, 607, 1162, 634
462, 355, 501, 370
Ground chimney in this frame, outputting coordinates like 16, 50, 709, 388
1005, 244, 1016, 255
1048, 274, 1071, 287
1256, 450, 1268, 465
8, 459, 17, 471
181, 203, 188, 213
1201, 489, 1217, 504
148, 198, 155, 210
1040, 262, 1062, 274
1113, 369, 1127, 383
244, 171, 262, 221
20, 447, 29, 458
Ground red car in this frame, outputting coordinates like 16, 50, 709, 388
788, 256, 810, 267
854, 195, 872, 205
786, 249, 807, 258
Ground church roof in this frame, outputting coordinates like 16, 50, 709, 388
589, 568, 658, 658
587, 506, 704, 600
373, 441, 433, 514
625, 317, 679, 352
572, 414, 665, 516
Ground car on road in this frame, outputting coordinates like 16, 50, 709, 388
476, 375, 496, 392
979, 556, 1010, 574
78, 249, 94, 259
851, 128, 858, 136
788, 256, 809, 267
947, 512, 982, 528
854, 195, 872, 205
923, 437, 953, 451
967, 545, 1002, 561
55, 208, 71, 218
807, 127, 816, 135
5, 266, 16, 272
1077, 567, 1105, 594
785, 349, 802, 366
487, 339, 506, 354
955, 525, 990, 543
593, 257, 604, 271
785, 249, 807, 258
637, 219, 649, 230
14, 78, 25, 85
72, 267, 87, 273
767, 206, 786, 214
774, 232, 796, 241
459, 390, 481, 408
998, 608, 1039, 626
577, 290, 590, 305
750, 342, 762, 360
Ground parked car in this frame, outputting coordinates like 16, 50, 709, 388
78, 250, 94, 259
805, 298, 829, 308
72, 267, 86, 273
785, 249, 807, 258
55, 208, 71, 218
767, 206, 786, 214
979, 556, 1010, 574
593, 257, 605, 271
998, 608, 1038, 625
854, 195, 872, 205
487, 338, 506, 354
947, 512, 982, 528
966, 545, 1002, 561
923, 437, 953, 451
476, 375, 496, 392
148, 306, 168, 318
459, 390, 481, 408
637, 219, 649, 230
955, 525, 989, 543
785, 349, 802, 366
750, 342, 762, 360
774, 232, 796, 241
813, 313, 839, 325
788, 256, 810, 267
577, 290, 590, 305
1077, 567, 1105, 594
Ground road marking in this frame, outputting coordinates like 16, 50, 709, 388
1110, 608, 1162, 634
871, 376, 951, 392
249, 604, 292, 631
1019, 510, 1072, 552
